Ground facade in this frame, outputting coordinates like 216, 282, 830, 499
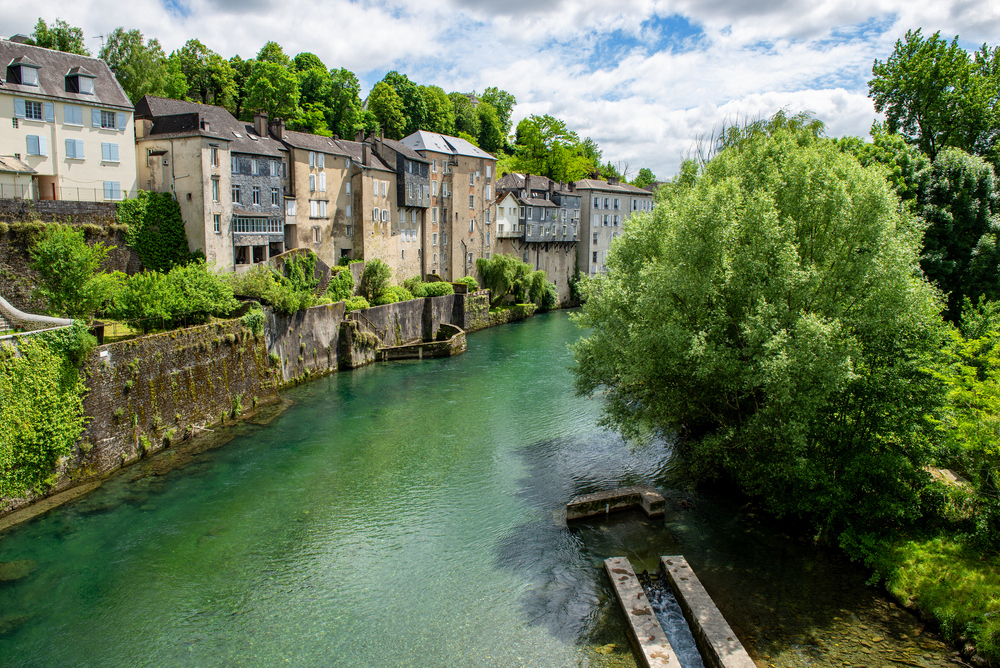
493, 173, 581, 302
574, 178, 653, 276
0, 37, 136, 201
400, 131, 496, 281
134, 96, 288, 270
368, 135, 429, 281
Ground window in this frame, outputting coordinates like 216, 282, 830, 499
310, 200, 318, 217
432, 208, 438, 224
442, 232, 448, 245
100, 110, 116, 129
286, 200, 296, 216
271, 160, 280, 175
318, 153, 325, 168
346, 181, 351, 195
103, 181, 122, 201
100, 143, 119, 162
381, 209, 388, 222
485, 209, 491, 223
632, 199, 638, 211
213, 214, 221, 234
475, 170, 480, 180
469, 219, 474, 232
433, 253, 438, 263
468, 252, 473, 264
614, 215, 620, 226
251, 158, 259, 175
252, 186, 261, 205
614, 198, 620, 210
432, 159, 437, 172
25, 135, 47, 156
523, 252, 529, 262
313, 226, 321, 243
593, 197, 600, 208
604, 198, 611, 209
22, 100, 43, 121
432, 181, 438, 196
64, 138, 85, 159
212, 178, 220, 202
232, 184, 241, 204
469, 195, 474, 209
319, 172, 327, 192
593, 251, 598, 263
527, 208, 533, 220
469, 172, 474, 186
603, 214, 609, 226
319, 201, 327, 217
231, 156, 239, 173
593, 233, 598, 245
210, 147, 219, 166
433, 233, 438, 246
271, 188, 280, 205
486, 231, 491, 246
309, 151, 316, 167
486, 165, 492, 178
346, 204, 352, 218
64, 105, 83, 126
485, 185, 491, 200
346, 225, 353, 237
372, 207, 379, 221
519, 207, 525, 218
20, 66, 39, 86
402, 249, 405, 260
381, 181, 386, 197
309, 174, 316, 192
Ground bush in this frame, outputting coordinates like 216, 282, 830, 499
476, 254, 532, 307
344, 296, 370, 312
117, 190, 192, 272
372, 285, 415, 306
325, 266, 355, 302
283, 252, 319, 293
455, 276, 478, 291
403, 276, 425, 296
359, 258, 392, 302
110, 262, 238, 332
422, 281, 454, 297
226, 264, 317, 315
30, 224, 118, 319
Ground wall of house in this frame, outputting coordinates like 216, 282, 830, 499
287, 147, 353, 267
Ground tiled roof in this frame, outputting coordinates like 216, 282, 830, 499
280, 129, 348, 156
379, 137, 428, 162
334, 138, 395, 172
0, 155, 35, 174
401, 130, 496, 161
135, 96, 286, 157
0, 39, 131, 109
573, 179, 653, 195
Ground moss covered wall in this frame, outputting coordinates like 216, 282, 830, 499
267, 301, 346, 384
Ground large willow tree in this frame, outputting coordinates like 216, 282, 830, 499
573, 125, 949, 541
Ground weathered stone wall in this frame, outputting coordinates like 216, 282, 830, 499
0, 200, 118, 225
458, 290, 490, 332
267, 301, 346, 384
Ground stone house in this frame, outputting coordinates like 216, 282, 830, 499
367, 134, 429, 281
400, 131, 496, 281
0, 36, 136, 201
574, 178, 653, 276
134, 96, 288, 270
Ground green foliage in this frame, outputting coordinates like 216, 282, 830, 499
247, 60, 300, 120
368, 82, 406, 139
31, 18, 89, 55
476, 102, 505, 153
325, 266, 354, 302
632, 168, 657, 189
110, 262, 238, 332
510, 115, 596, 182
176, 39, 236, 106
573, 123, 949, 541
835, 129, 931, 203
117, 190, 192, 272
241, 304, 265, 337
372, 285, 414, 306
359, 258, 393, 302
30, 224, 117, 319
422, 282, 454, 297
450, 93, 480, 138
480, 87, 516, 139
226, 264, 319, 315
283, 252, 319, 293
100, 27, 183, 104
421, 85, 455, 135
343, 296, 370, 312
869, 29, 1000, 164
0, 332, 87, 497
455, 276, 478, 291
476, 254, 532, 307
381, 71, 427, 138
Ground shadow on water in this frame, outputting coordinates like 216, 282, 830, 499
497, 431, 956, 668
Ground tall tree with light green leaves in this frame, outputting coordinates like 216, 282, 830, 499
246, 60, 299, 120
100, 27, 186, 104
31, 18, 88, 55
367, 82, 406, 139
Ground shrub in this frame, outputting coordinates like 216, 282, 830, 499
30, 224, 119, 319
359, 258, 392, 302
422, 281, 454, 297
109, 262, 237, 331
325, 266, 355, 302
476, 254, 532, 307
226, 264, 316, 315
455, 276, 478, 291
372, 286, 414, 306
117, 190, 192, 272
344, 296, 370, 312
241, 305, 265, 337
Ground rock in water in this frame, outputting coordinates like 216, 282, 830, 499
0, 560, 38, 581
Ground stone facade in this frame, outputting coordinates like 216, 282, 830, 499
575, 177, 654, 276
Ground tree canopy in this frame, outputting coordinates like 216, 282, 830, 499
31, 18, 88, 55
100, 28, 185, 103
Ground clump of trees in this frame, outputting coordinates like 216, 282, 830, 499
476, 254, 557, 310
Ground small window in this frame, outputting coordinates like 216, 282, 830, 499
286, 200, 296, 216
271, 187, 280, 205
381, 181, 386, 197
309, 152, 316, 167
469, 219, 474, 232
319, 201, 327, 217
231, 156, 239, 173
24, 100, 43, 121
346, 181, 351, 195
271, 159, 279, 174
313, 226, 321, 243
103, 181, 122, 200
213, 214, 221, 234
212, 178, 220, 202
467, 252, 473, 264
100, 110, 116, 129
432, 181, 438, 196
21, 66, 39, 86
319, 172, 327, 191
519, 207, 525, 218
64, 138, 85, 160
433, 233, 438, 246
346, 204, 352, 217
593, 197, 600, 208
373, 207, 379, 221
77, 76, 94, 95
402, 249, 406, 260
309, 174, 316, 191
486, 166, 492, 178
210, 147, 219, 166
100, 142, 120, 162
604, 197, 610, 209
593, 251, 598, 262
433, 252, 438, 263
469, 172, 474, 186
232, 184, 241, 203
468, 195, 474, 209
614, 198, 620, 210
252, 186, 261, 205
318, 153, 325, 168
593, 233, 598, 245
346, 225, 353, 237
251, 159, 259, 175
432, 159, 437, 172
310, 200, 318, 217
486, 231, 491, 245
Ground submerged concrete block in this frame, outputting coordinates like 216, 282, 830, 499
660, 556, 755, 668
604, 557, 677, 668
566, 485, 665, 521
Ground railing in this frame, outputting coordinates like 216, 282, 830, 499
233, 217, 283, 234
0, 185, 138, 201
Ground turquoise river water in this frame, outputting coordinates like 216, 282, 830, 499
0, 311, 956, 667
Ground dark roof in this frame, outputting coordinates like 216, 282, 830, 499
519, 196, 557, 207
0, 38, 131, 109
334, 138, 394, 173
280, 129, 348, 156
497, 173, 576, 196
136, 96, 286, 157
401, 130, 495, 161
379, 137, 428, 163
573, 179, 653, 195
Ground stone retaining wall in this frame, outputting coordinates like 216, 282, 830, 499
0, 200, 118, 225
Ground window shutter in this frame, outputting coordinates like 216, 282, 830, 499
101, 143, 110, 161
38, 136, 48, 157
117, 113, 127, 131
26, 136, 38, 155
44, 102, 54, 122
110, 143, 119, 161
319, 172, 326, 191
65, 138, 76, 159
104, 182, 113, 200
92, 109, 102, 127
14, 99, 25, 119
318, 153, 325, 168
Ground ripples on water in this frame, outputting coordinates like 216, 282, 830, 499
0, 312, 957, 668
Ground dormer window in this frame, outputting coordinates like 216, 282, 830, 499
65, 67, 96, 94
21, 66, 38, 86
7, 57, 41, 86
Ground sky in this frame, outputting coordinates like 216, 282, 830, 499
4, 0, 999, 180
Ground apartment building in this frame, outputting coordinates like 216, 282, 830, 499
134, 96, 288, 270
575, 178, 653, 276
368, 134, 429, 280
400, 131, 496, 281
0, 36, 136, 201
494, 173, 580, 302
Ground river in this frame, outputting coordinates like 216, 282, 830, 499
0, 311, 954, 667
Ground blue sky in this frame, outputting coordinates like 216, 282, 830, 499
4, 0, 999, 179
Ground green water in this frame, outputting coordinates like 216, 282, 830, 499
0, 312, 954, 667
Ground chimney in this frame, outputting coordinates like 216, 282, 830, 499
355, 130, 365, 143
362, 143, 370, 166
254, 112, 268, 137
608, 176, 619, 185
135, 118, 153, 140
332, 134, 339, 141
269, 118, 285, 140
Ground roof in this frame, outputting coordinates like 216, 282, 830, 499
334, 138, 394, 173
0, 155, 35, 174
136, 96, 286, 157
401, 130, 496, 161
573, 179, 653, 195
280, 129, 348, 156
378, 136, 428, 163
497, 172, 577, 196
0, 39, 131, 109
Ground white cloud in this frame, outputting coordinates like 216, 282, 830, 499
4, 0, 998, 178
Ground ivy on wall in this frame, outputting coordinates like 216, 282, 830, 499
0, 322, 92, 497
117, 191, 194, 272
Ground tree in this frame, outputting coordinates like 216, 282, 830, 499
177, 40, 236, 106
381, 71, 426, 137
227, 55, 254, 120
573, 123, 948, 541
256, 41, 291, 67
632, 168, 657, 189
368, 81, 406, 139
31, 18, 88, 55
477, 101, 504, 154
480, 87, 516, 138
421, 85, 455, 135
292, 52, 325, 73
835, 128, 931, 203
476, 254, 532, 307
29, 225, 119, 319
918, 148, 1000, 320
328, 68, 364, 139
359, 258, 393, 302
100, 27, 180, 104
246, 60, 300, 120
870, 29, 1000, 163
511, 115, 595, 182
450, 92, 480, 138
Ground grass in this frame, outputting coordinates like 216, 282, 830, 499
879, 533, 1000, 661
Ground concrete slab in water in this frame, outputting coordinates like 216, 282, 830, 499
567, 485, 665, 521
604, 557, 677, 668
660, 556, 755, 668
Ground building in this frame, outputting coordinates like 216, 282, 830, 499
493, 173, 581, 302
0, 36, 136, 201
400, 131, 496, 280
134, 96, 289, 270
574, 177, 653, 276
367, 133, 429, 281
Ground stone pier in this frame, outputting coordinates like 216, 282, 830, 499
566, 485, 665, 521
604, 557, 677, 668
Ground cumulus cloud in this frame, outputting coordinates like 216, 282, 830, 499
3, 0, 997, 177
